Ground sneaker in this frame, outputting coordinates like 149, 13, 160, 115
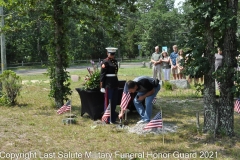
137, 120, 145, 124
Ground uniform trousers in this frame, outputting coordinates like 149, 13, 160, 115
104, 88, 118, 123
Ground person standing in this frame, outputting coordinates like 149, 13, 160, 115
100, 47, 119, 124
118, 76, 161, 123
215, 47, 223, 91
161, 51, 171, 81
215, 47, 223, 71
151, 46, 162, 81
170, 45, 179, 80
176, 49, 185, 79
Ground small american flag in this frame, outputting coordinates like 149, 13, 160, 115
152, 97, 157, 104
120, 83, 131, 110
144, 111, 163, 130
102, 104, 110, 122
57, 100, 71, 114
234, 99, 240, 113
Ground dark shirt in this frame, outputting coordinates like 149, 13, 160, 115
133, 76, 155, 93
136, 79, 154, 92
100, 57, 118, 88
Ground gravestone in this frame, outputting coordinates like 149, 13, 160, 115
169, 79, 190, 89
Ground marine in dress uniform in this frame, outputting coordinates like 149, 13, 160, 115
100, 47, 119, 123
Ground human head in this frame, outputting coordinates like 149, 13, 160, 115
178, 49, 184, 55
127, 80, 138, 93
155, 46, 159, 53
173, 45, 178, 52
162, 51, 168, 57
217, 47, 222, 54
106, 47, 118, 57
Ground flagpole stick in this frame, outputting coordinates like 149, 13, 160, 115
109, 99, 112, 124
125, 109, 127, 121
70, 97, 72, 125
161, 108, 164, 145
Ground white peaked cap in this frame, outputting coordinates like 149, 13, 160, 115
106, 47, 118, 53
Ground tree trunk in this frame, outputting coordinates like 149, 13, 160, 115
52, 0, 65, 107
203, 0, 217, 134
218, 0, 238, 137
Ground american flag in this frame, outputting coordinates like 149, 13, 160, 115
57, 100, 71, 114
144, 111, 163, 130
234, 99, 240, 113
152, 97, 157, 104
102, 104, 110, 122
120, 83, 131, 110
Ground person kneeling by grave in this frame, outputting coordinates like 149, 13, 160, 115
118, 76, 160, 124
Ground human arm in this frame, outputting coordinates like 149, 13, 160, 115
138, 88, 155, 101
137, 79, 155, 101
156, 58, 162, 64
118, 82, 130, 119
161, 57, 170, 63
100, 60, 108, 92
118, 109, 125, 119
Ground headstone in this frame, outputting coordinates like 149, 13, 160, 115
169, 79, 190, 89
142, 61, 146, 67
148, 62, 152, 69
71, 75, 79, 82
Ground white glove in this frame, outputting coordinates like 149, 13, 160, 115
100, 88, 106, 93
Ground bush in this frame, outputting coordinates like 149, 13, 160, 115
0, 70, 22, 105
194, 83, 204, 95
82, 60, 100, 91
163, 81, 173, 91
0, 93, 10, 105
83, 70, 100, 90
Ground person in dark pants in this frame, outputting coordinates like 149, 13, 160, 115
100, 47, 119, 124
118, 76, 161, 124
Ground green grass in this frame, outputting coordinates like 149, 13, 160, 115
0, 67, 240, 160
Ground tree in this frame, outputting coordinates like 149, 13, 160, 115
135, 0, 182, 55
48, 0, 137, 107
217, 0, 238, 136
185, 0, 239, 137
3, 0, 137, 108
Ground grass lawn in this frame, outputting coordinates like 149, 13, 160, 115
0, 66, 240, 160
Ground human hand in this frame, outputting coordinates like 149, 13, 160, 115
118, 112, 124, 119
137, 95, 144, 101
100, 88, 105, 93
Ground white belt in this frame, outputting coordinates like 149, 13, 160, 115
106, 74, 117, 77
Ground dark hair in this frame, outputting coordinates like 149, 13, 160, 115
127, 80, 137, 89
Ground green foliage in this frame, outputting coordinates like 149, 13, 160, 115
82, 64, 100, 91
0, 93, 10, 106
83, 71, 100, 91
194, 83, 204, 96
163, 81, 173, 91
135, 0, 181, 55
0, 70, 22, 105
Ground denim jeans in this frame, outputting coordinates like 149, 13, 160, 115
133, 84, 161, 122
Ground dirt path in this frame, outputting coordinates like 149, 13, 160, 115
14, 62, 145, 75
